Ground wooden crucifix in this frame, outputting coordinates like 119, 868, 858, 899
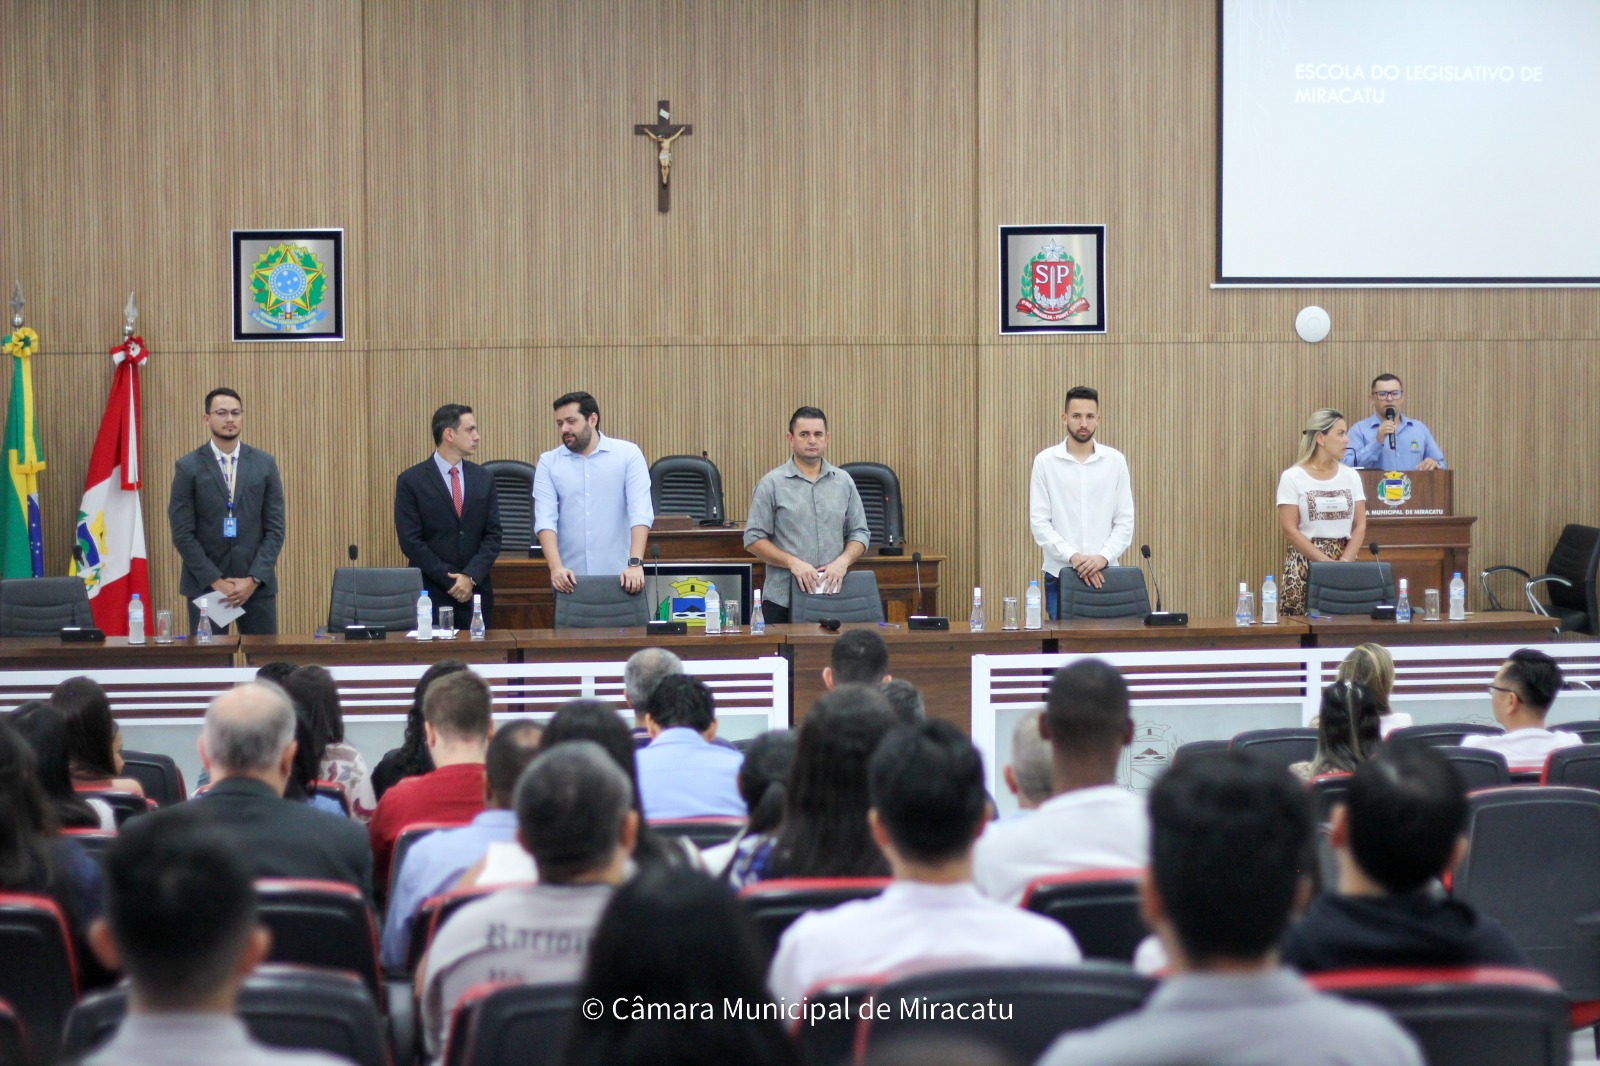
634, 100, 692, 213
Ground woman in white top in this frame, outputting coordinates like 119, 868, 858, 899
1337, 642, 1414, 736
1276, 408, 1367, 616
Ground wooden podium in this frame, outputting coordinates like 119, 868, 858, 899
1354, 469, 1475, 599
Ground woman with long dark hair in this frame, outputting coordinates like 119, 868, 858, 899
51, 675, 145, 796
1291, 680, 1383, 781
281, 665, 377, 819
710, 729, 796, 884
371, 659, 469, 799
8, 701, 110, 830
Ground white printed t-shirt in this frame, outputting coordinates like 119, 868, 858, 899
1276, 464, 1365, 541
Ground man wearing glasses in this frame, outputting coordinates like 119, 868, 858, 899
1343, 373, 1446, 471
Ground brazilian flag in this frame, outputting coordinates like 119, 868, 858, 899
0, 326, 45, 578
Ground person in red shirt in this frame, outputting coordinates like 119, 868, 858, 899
368, 670, 494, 890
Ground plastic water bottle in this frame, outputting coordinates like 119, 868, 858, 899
416, 590, 434, 640
1448, 571, 1466, 620
469, 593, 486, 640
750, 589, 765, 634
1396, 578, 1412, 624
1024, 580, 1043, 630
969, 587, 985, 632
127, 593, 145, 644
196, 600, 212, 644
1235, 582, 1253, 626
704, 584, 722, 634
1261, 575, 1278, 625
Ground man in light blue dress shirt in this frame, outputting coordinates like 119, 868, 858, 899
635, 674, 745, 819
533, 391, 654, 592
1343, 373, 1446, 471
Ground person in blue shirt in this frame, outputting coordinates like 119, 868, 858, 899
1343, 373, 1446, 472
635, 674, 745, 820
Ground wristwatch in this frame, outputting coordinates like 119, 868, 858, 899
628, 558, 643, 567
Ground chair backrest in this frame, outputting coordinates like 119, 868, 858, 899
1309, 966, 1569, 1066
1551, 719, 1600, 744
327, 566, 424, 632
482, 460, 537, 554
1170, 738, 1230, 767
61, 828, 117, 863
648, 455, 725, 523
553, 575, 651, 628
1306, 561, 1394, 615
1545, 523, 1600, 632
1452, 787, 1600, 1000
0, 894, 78, 1065
1308, 772, 1353, 823
310, 779, 351, 816
0, 576, 94, 637
388, 821, 469, 907
648, 817, 747, 848
1229, 728, 1318, 771
0, 998, 24, 1066
858, 964, 1155, 1065
254, 879, 382, 1003
117, 749, 186, 805
63, 965, 389, 1066
739, 877, 892, 961
1019, 868, 1147, 962
449, 981, 578, 1066
1541, 744, 1600, 788
78, 788, 154, 826
1435, 746, 1512, 791
789, 571, 885, 624
1385, 722, 1504, 748
839, 462, 905, 551
408, 886, 521, 975
1054, 566, 1150, 620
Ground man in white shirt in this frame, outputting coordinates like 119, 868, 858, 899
1462, 648, 1579, 770
1028, 386, 1135, 618
768, 719, 1080, 1003
974, 658, 1148, 905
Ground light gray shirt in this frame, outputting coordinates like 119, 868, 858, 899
743, 458, 870, 607
83, 1012, 353, 1066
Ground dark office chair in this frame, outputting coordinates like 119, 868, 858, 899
1170, 739, 1230, 767
0, 576, 94, 637
117, 750, 186, 806
1434, 746, 1513, 791
1020, 868, 1147, 962
1541, 745, 1600, 789
482, 460, 537, 555
1229, 728, 1318, 771
446, 982, 578, 1066
1306, 561, 1393, 615
1552, 719, 1600, 744
1385, 722, 1504, 749
0, 893, 78, 1065
840, 461, 905, 553
1308, 772, 1353, 823
790, 571, 885, 623
327, 567, 424, 632
648, 455, 725, 523
77, 789, 155, 826
0, 999, 23, 1066
1054, 566, 1150, 620
553, 575, 651, 628
648, 817, 747, 848
254, 879, 382, 1003
1481, 523, 1600, 635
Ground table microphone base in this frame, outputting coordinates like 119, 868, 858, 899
647, 620, 688, 635
343, 625, 387, 640
907, 615, 948, 630
1143, 611, 1189, 627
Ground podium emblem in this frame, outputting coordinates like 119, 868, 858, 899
656, 576, 712, 627
1377, 472, 1412, 508
1123, 721, 1180, 794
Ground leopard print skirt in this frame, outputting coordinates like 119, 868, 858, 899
1281, 538, 1349, 616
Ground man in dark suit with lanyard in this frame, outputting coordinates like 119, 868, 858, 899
168, 387, 286, 634
395, 404, 504, 629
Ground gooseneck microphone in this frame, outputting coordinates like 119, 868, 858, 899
348, 544, 359, 564
1140, 544, 1163, 612
1368, 541, 1380, 560
906, 549, 949, 629
1139, 543, 1188, 627
342, 543, 386, 640
1384, 406, 1398, 450
912, 551, 924, 616
645, 544, 687, 634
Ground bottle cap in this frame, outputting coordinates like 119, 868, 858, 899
1399, 578, 1408, 589
131, 593, 140, 600
1239, 582, 1247, 593
973, 586, 983, 600
1453, 572, 1462, 579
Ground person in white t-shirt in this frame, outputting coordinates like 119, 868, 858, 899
1462, 649, 1579, 770
1276, 408, 1368, 616
974, 658, 1149, 905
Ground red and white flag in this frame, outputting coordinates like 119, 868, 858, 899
70, 336, 150, 632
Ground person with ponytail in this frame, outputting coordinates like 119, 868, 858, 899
1276, 408, 1368, 616
1291, 680, 1383, 781
1337, 643, 1413, 736
705, 729, 797, 883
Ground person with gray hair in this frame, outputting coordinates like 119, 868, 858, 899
1004, 709, 1053, 811
623, 646, 683, 743
192, 683, 373, 903
419, 741, 636, 1057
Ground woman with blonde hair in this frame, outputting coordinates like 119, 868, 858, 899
1336, 642, 1413, 736
1276, 408, 1367, 615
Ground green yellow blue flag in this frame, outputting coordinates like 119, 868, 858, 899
0, 325, 45, 577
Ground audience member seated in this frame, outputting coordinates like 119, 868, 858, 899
735, 686, 899, 886
283, 675, 341, 816
381, 719, 544, 971
9, 700, 113, 829
564, 866, 800, 1066
52, 674, 146, 796
635, 674, 745, 819
369, 670, 493, 890
419, 742, 634, 1058
1461, 648, 1580, 768
878, 679, 926, 725
769, 720, 1080, 1002
824, 627, 892, 689
1000, 708, 1052, 816
1282, 742, 1526, 972
192, 682, 373, 903
973, 659, 1147, 904
1338, 643, 1412, 736
282, 665, 377, 821
702, 730, 797, 879
82, 805, 350, 1066
370, 660, 468, 800
1289, 680, 1382, 782
1037, 752, 1422, 1066
624, 647, 684, 746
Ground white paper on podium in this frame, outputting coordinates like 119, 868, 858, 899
192, 591, 245, 630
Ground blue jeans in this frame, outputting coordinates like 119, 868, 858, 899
1044, 572, 1060, 620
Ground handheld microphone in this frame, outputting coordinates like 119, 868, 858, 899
1139, 544, 1188, 627
906, 550, 949, 629
645, 544, 686, 635
1384, 406, 1398, 450
819, 618, 842, 632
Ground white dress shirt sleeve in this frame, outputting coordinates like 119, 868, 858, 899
1029, 453, 1077, 562
1096, 454, 1135, 561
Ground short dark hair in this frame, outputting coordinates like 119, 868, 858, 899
51, 675, 120, 778
1044, 658, 1130, 754
1370, 373, 1404, 391
1347, 741, 1466, 893
553, 391, 600, 426
105, 805, 259, 1007
1064, 385, 1099, 408
870, 720, 985, 864
830, 629, 890, 685
204, 387, 241, 413
486, 719, 544, 805
431, 403, 473, 445
1502, 648, 1564, 712
878, 679, 926, 725
788, 406, 827, 432
253, 661, 298, 687
1149, 751, 1313, 964
422, 670, 493, 742
645, 674, 716, 732
515, 741, 632, 882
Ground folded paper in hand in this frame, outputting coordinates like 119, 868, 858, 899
192, 591, 245, 630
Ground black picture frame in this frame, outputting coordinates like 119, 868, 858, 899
998, 224, 1108, 335
231, 228, 345, 342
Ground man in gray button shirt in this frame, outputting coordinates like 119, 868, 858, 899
743, 406, 871, 623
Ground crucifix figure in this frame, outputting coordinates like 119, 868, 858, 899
634, 100, 693, 213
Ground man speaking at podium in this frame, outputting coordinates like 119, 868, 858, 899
1343, 374, 1446, 472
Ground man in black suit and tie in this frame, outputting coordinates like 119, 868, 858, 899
168, 387, 286, 635
395, 404, 503, 628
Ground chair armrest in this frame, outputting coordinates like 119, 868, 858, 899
1480, 566, 1533, 612
1526, 574, 1574, 591
1524, 574, 1574, 617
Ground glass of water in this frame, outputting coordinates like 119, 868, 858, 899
723, 600, 740, 633
1424, 589, 1441, 621
154, 609, 174, 644
438, 606, 455, 634
1002, 597, 1021, 630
